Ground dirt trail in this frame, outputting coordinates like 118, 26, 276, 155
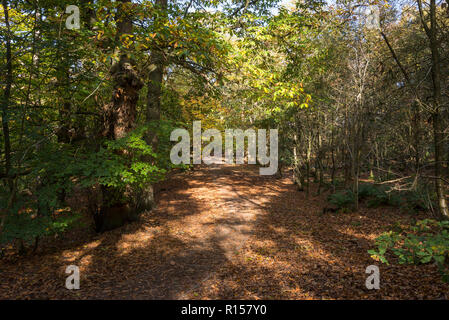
1, 164, 448, 299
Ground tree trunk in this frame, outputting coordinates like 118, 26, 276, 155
146, 0, 168, 145
97, 0, 144, 232
1, 0, 14, 239
419, 0, 449, 218
138, 0, 168, 213
1, 0, 13, 192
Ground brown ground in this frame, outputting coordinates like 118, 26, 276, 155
0, 164, 448, 299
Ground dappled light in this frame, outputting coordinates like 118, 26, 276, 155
1, 0, 449, 302
1, 165, 448, 299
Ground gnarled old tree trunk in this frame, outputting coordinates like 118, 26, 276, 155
94, 0, 145, 232
103, 55, 142, 141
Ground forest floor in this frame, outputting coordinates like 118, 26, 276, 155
1, 164, 448, 299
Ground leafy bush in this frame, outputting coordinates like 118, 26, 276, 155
1, 123, 176, 249
1, 206, 82, 246
75, 125, 167, 190
402, 187, 436, 213
1, 143, 83, 249
358, 183, 380, 199
357, 183, 400, 207
327, 190, 356, 212
327, 184, 394, 212
367, 190, 401, 208
327, 183, 432, 212
368, 219, 449, 282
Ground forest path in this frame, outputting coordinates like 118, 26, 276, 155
1, 164, 448, 299
106, 164, 274, 299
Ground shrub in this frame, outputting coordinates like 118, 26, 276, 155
1, 143, 83, 250
1, 123, 177, 250
368, 219, 449, 282
358, 183, 381, 199
327, 183, 432, 212
1, 206, 82, 247
327, 190, 356, 211
367, 190, 402, 208
402, 187, 436, 213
